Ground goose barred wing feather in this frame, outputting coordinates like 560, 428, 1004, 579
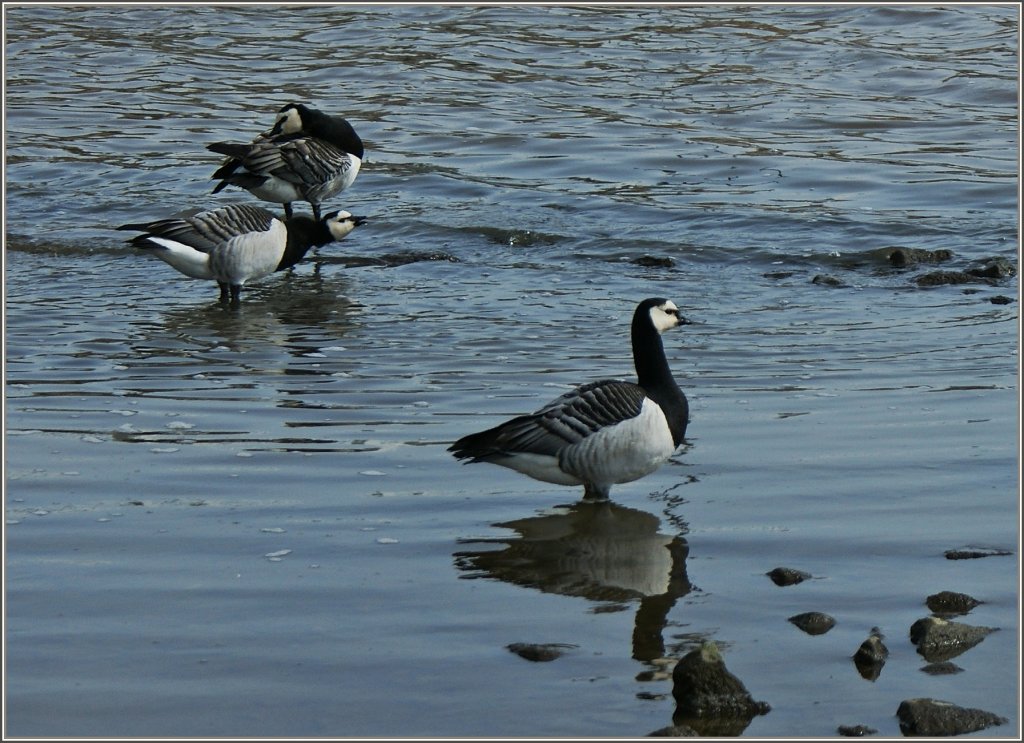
452, 380, 648, 460
231, 136, 355, 190
119, 204, 276, 253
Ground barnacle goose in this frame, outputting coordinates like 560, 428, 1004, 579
207, 103, 364, 221
118, 203, 366, 304
449, 298, 691, 500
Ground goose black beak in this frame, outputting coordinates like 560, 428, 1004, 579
352, 216, 368, 227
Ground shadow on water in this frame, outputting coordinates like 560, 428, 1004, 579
454, 500, 692, 664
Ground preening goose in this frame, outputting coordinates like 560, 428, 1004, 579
449, 298, 691, 500
118, 203, 366, 304
207, 103, 364, 221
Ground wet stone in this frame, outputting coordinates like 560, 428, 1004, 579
886, 247, 953, 268
763, 271, 795, 279
925, 590, 981, 616
647, 724, 699, 737
896, 698, 1008, 737
506, 642, 576, 662
909, 616, 996, 662
837, 723, 878, 737
915, 270, 981, 287
672, 642, 770, 737
853, 634, 889, 681
766, 567, 811, 586
812, 274, 846, 287
944, 546, 1013, 560
788, 611, 836, 635
966, 257, 1016, 279
633, 255, 675, 268
989, 294, 1013, 305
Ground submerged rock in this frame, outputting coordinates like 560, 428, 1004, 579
812, 273, 846, 287
633, 255, 675, 268
766, 567, 811, 586
944, 546, 1013, 560
896, 698, 1008, 737
853, 633, 889, 681
647, 724, 699, 737
966, 257, 1016, 279
925, 590, 981, 616
671, 642, 770, 736
990, 294, 1013, 305
909, 616, 996, 662
506, 642, 576, 662
837, 723, 878, 736
886, 247, 954, 268
788, 611, 836, 635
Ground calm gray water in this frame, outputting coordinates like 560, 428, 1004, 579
4, 4, 1019, 738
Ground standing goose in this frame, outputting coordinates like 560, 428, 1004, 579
449, 298, 691, 500
118, 203, 366, 304
207, 103, 364, 221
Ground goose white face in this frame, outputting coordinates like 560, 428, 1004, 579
324, 210, 367, 240
650, 300, 682, 333
274, 106, 303, 136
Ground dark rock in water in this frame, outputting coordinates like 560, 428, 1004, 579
837, 723, 878, 736
926, 590, 981, 616
853, 634, 889, 681
763, 271, 795, 279
812, 273, 846, 287
897, 698, 1008, 737
921, 661, 964, 676
944, 546, 1013, 560
671, 642, 770, 736
767, 567, 811, 586
909, 616, 996, 662
633, 255, 675, 268
915, 270, 981, 287
647, 724, 699, 737
967, 257, 1016, 279
788, 611, 836, 635
506, 642, 576, 662
887, 247, 954, 268
990, 294, 1013, 304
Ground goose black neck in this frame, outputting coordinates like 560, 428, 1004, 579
306, 110, 364, 159
632, 310, 689, 444
277, 217, 333, 272
632, 311, 673, 389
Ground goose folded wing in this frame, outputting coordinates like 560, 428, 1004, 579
123, 205, 276, 253
495, 380, 648, 456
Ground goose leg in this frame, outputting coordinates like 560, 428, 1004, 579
312, 203, 321, 222
229, 284, 242, 306
283, 203, 293, 220
218, 282, 230, 304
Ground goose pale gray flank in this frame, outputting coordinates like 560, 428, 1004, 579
118, 203, 366, 304
207, 103, 365, 221
449, 298, 691, 500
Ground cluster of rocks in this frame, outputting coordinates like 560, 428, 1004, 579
755, 563, 1007, 737
508, 557, 1011, 736
764, 247, 1016, 303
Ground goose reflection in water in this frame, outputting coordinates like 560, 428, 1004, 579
454, 500, 691, 663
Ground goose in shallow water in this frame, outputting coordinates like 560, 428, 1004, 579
449, 298, 691, 500
118, 203, 366, 304
207, 103, 364, 221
